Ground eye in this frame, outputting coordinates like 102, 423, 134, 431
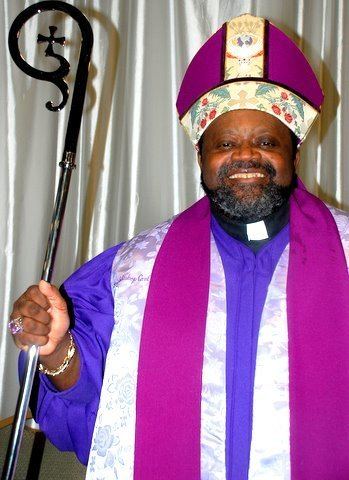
257, 137, 277, 148
217, 140, 236, 149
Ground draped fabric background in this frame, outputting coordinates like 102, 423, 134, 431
0, 0, 348, 420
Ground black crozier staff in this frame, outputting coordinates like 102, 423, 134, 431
3, 2, 93, 479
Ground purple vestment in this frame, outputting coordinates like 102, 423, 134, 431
29, 221, 287, 479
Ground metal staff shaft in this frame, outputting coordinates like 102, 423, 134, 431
2, 2, 93, 479
2, 153, 75, 480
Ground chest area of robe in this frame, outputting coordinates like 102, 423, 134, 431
87, 217, 291, 479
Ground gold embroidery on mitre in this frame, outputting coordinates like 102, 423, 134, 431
225, 14, 265, 80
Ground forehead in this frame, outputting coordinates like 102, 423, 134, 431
202, 109, 292, 141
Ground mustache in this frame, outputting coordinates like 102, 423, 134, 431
217, 160, 277, 179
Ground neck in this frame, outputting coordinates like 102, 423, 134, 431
211, 200, 290, 252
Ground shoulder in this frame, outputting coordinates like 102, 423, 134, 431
61, 243, 125, 311
64, 243, 124, 287
114, 217, 175, 261
62, 214, 177, 294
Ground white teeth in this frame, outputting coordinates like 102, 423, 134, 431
229, 172, 265, 179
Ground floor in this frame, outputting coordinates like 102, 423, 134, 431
0, 424, 86, 479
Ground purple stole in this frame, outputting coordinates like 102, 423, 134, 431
134, 183, 349, 479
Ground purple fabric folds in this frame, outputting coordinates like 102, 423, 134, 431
288, 182, 349, 478
135, 186, 349, 479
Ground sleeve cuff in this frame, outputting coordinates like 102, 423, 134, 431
38, 333, 98, 404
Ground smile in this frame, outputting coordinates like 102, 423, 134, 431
228, 172, 265, 179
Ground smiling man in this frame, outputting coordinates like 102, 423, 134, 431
10, 13, 349, 480
199, 110, 299, 248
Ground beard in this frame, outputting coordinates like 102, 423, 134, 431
201, 160, 295, 223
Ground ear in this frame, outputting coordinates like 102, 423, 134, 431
197, 152, 203, 169
196, 145, 203, 169
294, 150, 300, 170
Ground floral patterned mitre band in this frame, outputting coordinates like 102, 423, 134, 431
180, 81, 319, 145
225, 14, 265, 79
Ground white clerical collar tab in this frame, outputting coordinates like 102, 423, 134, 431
246, 221, 269, 241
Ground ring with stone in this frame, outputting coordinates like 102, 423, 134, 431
8, 316, 24, 335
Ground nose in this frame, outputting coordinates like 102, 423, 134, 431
232, 141, 260, 161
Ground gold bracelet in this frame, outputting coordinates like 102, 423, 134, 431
38, 331, 76, 377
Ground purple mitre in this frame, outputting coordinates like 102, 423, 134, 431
176, 14, 324, 145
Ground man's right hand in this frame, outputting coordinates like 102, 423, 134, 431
10, 280, 70, 356
10, 280, 80, 390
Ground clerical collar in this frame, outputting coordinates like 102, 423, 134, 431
211, 200, 290, 253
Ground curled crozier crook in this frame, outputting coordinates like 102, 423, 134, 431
3, 2, 93, 479
8, 0, 93, 114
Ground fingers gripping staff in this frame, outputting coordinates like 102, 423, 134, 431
3, 3, 93, 479
9, 282, 70, 356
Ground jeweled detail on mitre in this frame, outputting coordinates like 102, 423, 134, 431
224, 14, 265, 79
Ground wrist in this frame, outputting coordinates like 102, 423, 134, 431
39, 331, 75, 375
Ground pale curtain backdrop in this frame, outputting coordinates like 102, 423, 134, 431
0, 0, 348, 420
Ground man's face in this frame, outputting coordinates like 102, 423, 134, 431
199, 109, 300, 222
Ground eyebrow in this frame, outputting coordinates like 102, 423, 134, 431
213, 127, 278, 137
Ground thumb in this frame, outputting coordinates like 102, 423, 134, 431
38, 280, 67, 312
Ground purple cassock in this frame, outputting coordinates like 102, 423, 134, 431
28, 215, 289, 480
